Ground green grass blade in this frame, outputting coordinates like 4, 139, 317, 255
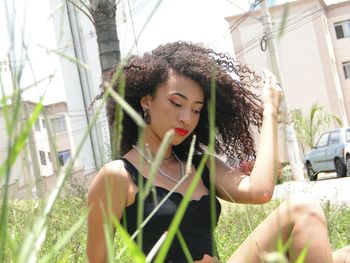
38, 214, 87, 263
0, 101, 43, 177
295, 244, 309, 263
110, 67, 126, 159
107, 86, 145, 127
176, 231, 193, 263
185, 135, 196, 175
17, 89, 109, 262
277, 233, 292, 255
208, 65, 218, 257
103, 220, 115, 263
142, 130, 174, 198
116, 135, 197, 260
39, 45, 89, 70
0, 78, 11, 136
101, 173, 116, 263
145, 231, 167, 262
136, 131, 145, 248
0, 97, 43, 262
113, 217, 146, 263
154, 154, 209, 263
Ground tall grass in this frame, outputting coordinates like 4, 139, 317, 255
5, 198, 350, 262
1, 2, 350, 263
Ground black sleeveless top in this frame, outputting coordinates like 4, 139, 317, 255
120, 156, 222, 262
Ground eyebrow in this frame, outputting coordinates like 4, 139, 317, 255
169, 92, 204, 104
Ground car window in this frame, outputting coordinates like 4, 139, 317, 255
316, 132, 330, 148
346, 129, 350, 142
328, 131, 340, 145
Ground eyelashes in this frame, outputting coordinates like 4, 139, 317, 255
169, 99, 202, 114
169, 99, 181, 107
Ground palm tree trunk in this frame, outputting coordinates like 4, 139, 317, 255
89, 0, 122, 158
89, 0, 120, 75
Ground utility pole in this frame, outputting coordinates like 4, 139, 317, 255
260, 0, 305, 180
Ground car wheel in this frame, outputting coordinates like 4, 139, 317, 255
306, 162, 317, 181
346, 156, 350, 177
335, 158, 346, 177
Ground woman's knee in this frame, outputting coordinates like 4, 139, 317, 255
282, 194, 327, 225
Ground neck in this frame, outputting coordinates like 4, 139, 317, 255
136, 127, 174, 160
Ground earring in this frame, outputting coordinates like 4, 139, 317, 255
143, 108, 151, 125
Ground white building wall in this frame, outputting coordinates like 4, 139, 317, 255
0, 115, 23, 185
236, 22, 268, 70
279, 13, 333, 115
34, 117, 54, 176
226, 0, 350, 125
48, 0, 111, 174
327, 4, 350, 122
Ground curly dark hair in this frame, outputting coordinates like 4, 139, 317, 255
99, 41, 263, 165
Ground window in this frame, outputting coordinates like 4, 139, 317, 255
343, 62, 350, 79
35, 119, 41, 132
50, 116, 67, 133
58, 150, 71, 166
334, 20, 350, 39
328, 131, 340, 145
346, 129, 350, 142
48, 152, 51, 162
39, 150, 47, 165
316, 133, 329, 148
42, 119, 46, 129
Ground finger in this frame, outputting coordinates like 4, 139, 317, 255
262, 68, 280, 90
262, 68, 275, 84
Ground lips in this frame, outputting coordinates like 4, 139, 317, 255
174, 128, 189, 136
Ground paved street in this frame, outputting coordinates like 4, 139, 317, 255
273, 172, 350, 205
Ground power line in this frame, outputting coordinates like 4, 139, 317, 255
234, 3, 337, 58
224, 0, 261, 21
2, 0, 157, 68
210, 0, 262, 49
234, 5, 320, 56
127, 0, 139, 54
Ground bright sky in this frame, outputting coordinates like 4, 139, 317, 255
0, 0, 345, 105
0, 0, 67, 104
118, 0, 240, 56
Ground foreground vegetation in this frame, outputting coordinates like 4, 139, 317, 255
5, 197, 350, 262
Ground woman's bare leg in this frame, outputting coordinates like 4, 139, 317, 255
333, 246, 350, 263
227, 195, 333, 263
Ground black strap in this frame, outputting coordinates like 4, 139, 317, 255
119, 158, 140, 185
192, 155, 210, 190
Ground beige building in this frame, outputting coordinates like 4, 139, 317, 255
226, 0, 350, 128
0, 101, 80, 198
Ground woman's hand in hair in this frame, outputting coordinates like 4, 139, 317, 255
262, 69, 282, 114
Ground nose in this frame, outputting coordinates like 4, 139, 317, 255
178, 109, 192, 126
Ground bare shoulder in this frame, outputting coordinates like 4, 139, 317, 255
89, 159, 131, 194
101, 160, 129, 178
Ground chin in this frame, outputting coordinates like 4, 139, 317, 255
171, 136, 190, 146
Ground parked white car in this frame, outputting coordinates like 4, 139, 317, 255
304, 127, 350, 181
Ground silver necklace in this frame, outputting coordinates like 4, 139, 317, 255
132, 145, 184, 183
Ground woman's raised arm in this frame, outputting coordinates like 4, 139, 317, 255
214, 69, 282, 204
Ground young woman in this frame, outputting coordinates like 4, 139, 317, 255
87, 41, 350, 263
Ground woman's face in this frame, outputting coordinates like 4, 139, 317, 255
141, 73, 204, 146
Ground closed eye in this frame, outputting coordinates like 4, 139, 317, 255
169, 99, 181, 107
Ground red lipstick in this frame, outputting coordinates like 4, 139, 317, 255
174, 128, 189, 136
